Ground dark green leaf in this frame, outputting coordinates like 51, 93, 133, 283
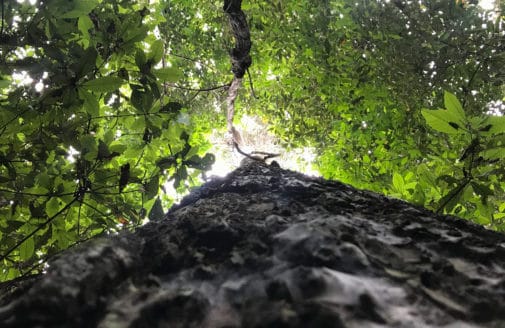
160, 102, 183, 113
144, 174, 159, 199
148, 197, 164, 221
82, 76, 124, 93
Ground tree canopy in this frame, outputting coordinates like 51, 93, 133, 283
0, 0, 504, 282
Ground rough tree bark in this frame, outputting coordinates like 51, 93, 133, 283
1, 161, 505, 327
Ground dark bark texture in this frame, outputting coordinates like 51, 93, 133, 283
1, 161, 505, 327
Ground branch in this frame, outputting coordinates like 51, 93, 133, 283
234, 142, 279, 162
223, 0, 252, 78
166, 83, 230, 92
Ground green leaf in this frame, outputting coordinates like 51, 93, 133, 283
153, 67, 182, 82
443, 91, 466, 123
81, 135, 98, 160
156, 156, 176, 170
35, 172, 51, 189
124, 25, 149, 44
46, 197, 63, 218
148, 197, 164, 221
60, 0, 100, 18
109, 141, 127, 154
77, 15, 94, 48
159, 102, 183, 113
149, 40, 164, 64
481, 147, 505, 160
0, 220, 26, 234
417, 164, 437, 187
82, 76, 124, 93
78, 15, 94, 37
97, 140, 111, 159
135, 50, 146, 69
130, 88, 153, 112
144, 174, 159, 199
470, 182, 493, 204
487, 116, 505, 134
78, 88, 100, 117
392, 172, 405, 193
421, 109, 465, 135
131, 88, 144, 112
0, 79, 11, 89
19, 237, 35, 260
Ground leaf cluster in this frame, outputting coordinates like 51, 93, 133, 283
0, 0, 216, 281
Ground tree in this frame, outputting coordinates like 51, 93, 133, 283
0, 0, 504, 285
1, 160, 505, 327
242, 0, 505, 226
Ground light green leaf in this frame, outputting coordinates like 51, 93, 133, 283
443, 91, 466, 124
124, 25, 150, 44
109, 141, 127, 154
487, 116, 505, 134
46, 197, 63, 217
392, 172, 404, 193
19, 237, 35, 260
78, 15, 93, 36
481, 147, 505, 160
35, 172, 51, 189
78, 15, 94, 47
149, 40, 164, 64
421, 109, 465, 135
153, 67, 182, 82
25, 186, 49, 195
82, 76, 124, 93
0, 79, 11, 89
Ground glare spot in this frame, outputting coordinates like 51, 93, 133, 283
486, 100, 504, 116
66, 146, 80, 163
479, 0, 495, 10
35, 81, 44, 92
106, 93, 117, 106
266, 70, 277, 81
12, 70, 33, 86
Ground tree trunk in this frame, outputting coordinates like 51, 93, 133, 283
1, 161, 504, 327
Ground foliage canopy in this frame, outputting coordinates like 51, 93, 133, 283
0, 0, 504, 281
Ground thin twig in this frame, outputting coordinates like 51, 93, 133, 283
246, 68, 256, 98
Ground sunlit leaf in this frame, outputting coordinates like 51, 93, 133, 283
421, 109, 466, 135
481, 147, 505, 160
149, 40, 164, 64
82, 76, 124, 93
19, 237, 35, 261
487, 116, 505, 134
392, 172, 405, 193
46, 197, 63, 218
443, 91, 466, 124
153, 67, 182, 82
